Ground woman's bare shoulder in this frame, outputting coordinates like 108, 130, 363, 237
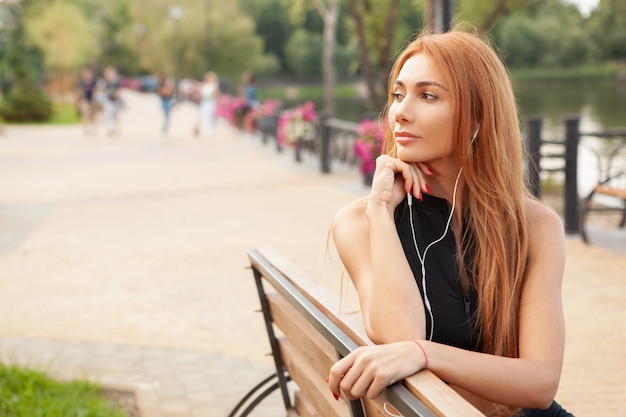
524, 197, 565, 249
332, 201, 368, 237
524, 197, 563, 229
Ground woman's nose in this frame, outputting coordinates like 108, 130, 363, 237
393, 98, 413, 124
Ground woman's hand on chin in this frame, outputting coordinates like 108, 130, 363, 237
369, 155, 433, 210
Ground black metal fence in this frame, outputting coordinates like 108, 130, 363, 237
525, 116, 626, 234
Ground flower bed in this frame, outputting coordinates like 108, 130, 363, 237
354, 118, 384, 184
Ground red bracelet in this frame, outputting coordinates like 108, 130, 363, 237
411, 339, 429, 369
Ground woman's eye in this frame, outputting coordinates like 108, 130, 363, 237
422, 92, 438, 100
392, 92, 404, 101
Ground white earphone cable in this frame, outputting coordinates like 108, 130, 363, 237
407, 167, 463, 340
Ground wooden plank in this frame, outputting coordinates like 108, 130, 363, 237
256, 246, 485, 417
268, 293, 337, 378
279, 338, 349, 417
363, 395, 403, 417
596, 185, 626, 200
294, 391, 321, 417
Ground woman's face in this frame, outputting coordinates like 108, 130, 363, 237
388, 53, 455, 165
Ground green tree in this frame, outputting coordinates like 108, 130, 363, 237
285, 29, 323, 77
25, 2, 96, 71
588, 0, 626, 61
345, 0, 424, 110
128, 0, 273, 86
0, 0, 52, 121
240, 0, 293, 74
498, 1, 599, 69
283, 0, 339, 115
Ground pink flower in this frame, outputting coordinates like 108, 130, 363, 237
354, 118, 384, 175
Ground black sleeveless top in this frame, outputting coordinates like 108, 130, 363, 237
394, 193, 479, 351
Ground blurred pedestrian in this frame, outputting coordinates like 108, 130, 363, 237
199, 71, 220, 138
102, 66, 122, 136
76, 66, 98, 137
241, 72, 259, 110
157, 73, 176, 138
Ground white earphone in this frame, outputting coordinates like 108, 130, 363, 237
405, 125, 476, 340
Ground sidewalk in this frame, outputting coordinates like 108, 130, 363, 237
0, 90, 624, 417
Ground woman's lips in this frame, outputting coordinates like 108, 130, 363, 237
395, 132, 419, 144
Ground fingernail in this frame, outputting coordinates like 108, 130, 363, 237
429, 168, 436, 176
425, 184, 431, 193
418, 192, 423, 202
333, 393, 339, 401
325, 377, 330, 383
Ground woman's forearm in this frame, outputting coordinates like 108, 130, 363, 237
365, 202, 426, 342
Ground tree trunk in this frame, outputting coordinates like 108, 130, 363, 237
346, 0, 382, 110
376, 0, 400, 103
322, 0, 338, 116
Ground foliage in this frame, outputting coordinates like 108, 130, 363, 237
0, 85, 52, 122
24, 1, 97, 71
126, 0, 274, 84
497, 1, 603, 69
240, 0, 294, 73
285, 29, 323, 77
587, 0, 626, 61
0, 363, 126, 417
354, 118, 384, 176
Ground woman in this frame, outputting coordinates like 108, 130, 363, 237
77, 66, 98, 137
327, 27, 573, 417
199, 71, 220, 137
102, 66, 122, 136
157, 73, 176, 138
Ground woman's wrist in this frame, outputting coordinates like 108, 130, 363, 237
365, 198, 396, 223
411, 339, 429, 369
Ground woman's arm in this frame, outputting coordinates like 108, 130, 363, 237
332, 155, 430, 342
330, 200, 566, 410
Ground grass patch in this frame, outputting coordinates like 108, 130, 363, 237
48, 103, 81, 125
0, 363, 127, 417
511, 64, 622, 83
258, 83, 359, 101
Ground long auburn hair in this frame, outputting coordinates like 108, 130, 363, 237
382, 27, 530, 361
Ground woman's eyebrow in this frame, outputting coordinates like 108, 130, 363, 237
394, 79, 449, 91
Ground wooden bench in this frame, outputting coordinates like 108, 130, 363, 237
581, 172, 626, 244
229, 246, 485, 417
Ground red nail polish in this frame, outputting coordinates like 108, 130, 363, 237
425, 184, 431, 193
333, 392, 339, 401
429, 168, 436, 176
418, 192, 423, 202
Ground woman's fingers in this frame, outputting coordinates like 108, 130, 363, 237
327, 342, 425, 401
372, 155, 431, 205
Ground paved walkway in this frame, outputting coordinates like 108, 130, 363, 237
0, 90, 624, 417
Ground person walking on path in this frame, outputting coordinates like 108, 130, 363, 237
102, 66, 122, 136
76, 66, 98, 137
327, 26, 574, 417
157, 73, 176, 138
199, 71, 220, 138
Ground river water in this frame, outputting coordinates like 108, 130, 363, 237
516, 77, 626, 195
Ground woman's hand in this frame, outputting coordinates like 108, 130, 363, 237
327, 341, 427, 400
369, 155, 432, 210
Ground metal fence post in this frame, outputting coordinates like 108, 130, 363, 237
319, 114, 331, 173
525, 117, 543, 199
564, 116, 580, 233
